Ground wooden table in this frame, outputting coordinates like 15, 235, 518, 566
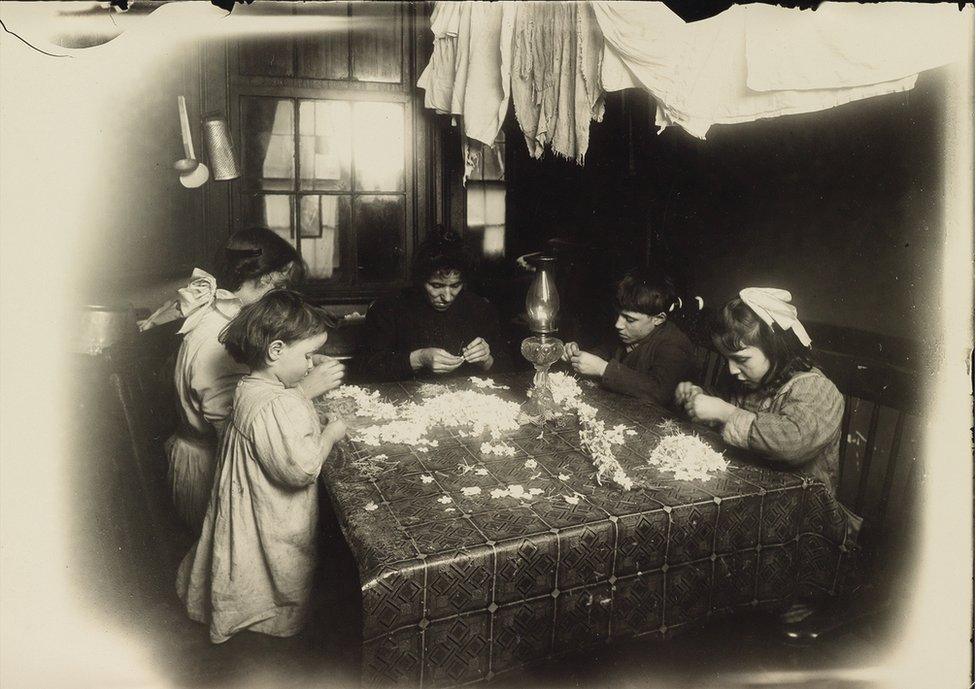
315, 374, 856, 688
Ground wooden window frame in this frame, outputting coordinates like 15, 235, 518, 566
226, 3, 433, 304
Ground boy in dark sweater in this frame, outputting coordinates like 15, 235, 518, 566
562, 272, 695, 407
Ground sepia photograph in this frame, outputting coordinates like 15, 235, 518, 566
0, 2, 972, 688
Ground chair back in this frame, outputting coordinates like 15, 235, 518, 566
104, 320, 189, 568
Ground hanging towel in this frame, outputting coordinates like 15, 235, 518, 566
511, 2, 605, 164
592, 2, 969, 139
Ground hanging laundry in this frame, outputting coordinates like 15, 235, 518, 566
417, 2, 515, 180
510, 2, 605, 164
592, 2, 969, 139
744, 3, 968, 92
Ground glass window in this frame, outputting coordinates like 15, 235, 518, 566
353, 101, 405, 192
465, 132, 506, 260
242, 98, 295, 192
299, 100, 352, 191
300, 195, 350, 279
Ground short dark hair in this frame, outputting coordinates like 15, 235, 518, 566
712, 297, 813, 390
613, 271, 677, 316
411, 226, 471, 285
213, 227, 306, 292
219, 290, 335, 370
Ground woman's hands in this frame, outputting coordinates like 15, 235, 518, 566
298, 355, 345, 399
411, 348, 464, 373
461, 337, 493, 369
411, 337, 494, 374
674, 382, 704, 407
562, 342, 607, 377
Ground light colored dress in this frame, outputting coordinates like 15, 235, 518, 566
165, 269, 246, 530
176, 376, 331, 644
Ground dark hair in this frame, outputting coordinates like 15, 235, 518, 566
219, 289, 334, 370
613, 271, 678, 317
712, 297, 813, 390
411, 226, 471, 285
213, 227, 306, 292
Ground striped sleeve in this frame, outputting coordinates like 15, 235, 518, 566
721, 374, 843, 465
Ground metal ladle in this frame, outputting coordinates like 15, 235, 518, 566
175, 95, 210, 188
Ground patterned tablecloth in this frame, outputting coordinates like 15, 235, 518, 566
314, 374, 856, 688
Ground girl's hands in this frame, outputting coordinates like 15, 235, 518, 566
411, 348, 464, 373
561, 341, 581, 362
570, 351, 608, 377
461, 337, 493, 368
324, 417, 348, 442
674, 382, 704, 407
684, 393, 737, 425
299, 356, 345, 399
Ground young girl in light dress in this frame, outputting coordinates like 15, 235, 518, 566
177, 290, 347, 643
139, 228, 344, 531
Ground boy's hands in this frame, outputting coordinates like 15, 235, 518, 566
561, 341, 581, 362
570, 351, 608, 377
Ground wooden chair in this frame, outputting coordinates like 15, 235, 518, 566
780, 323, 922, 643
103, 320, 192, 577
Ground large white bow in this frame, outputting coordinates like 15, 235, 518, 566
739, 287, 812, 348
177, 268, 241, 334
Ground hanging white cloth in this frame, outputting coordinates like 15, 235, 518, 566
592, 2, 969, 139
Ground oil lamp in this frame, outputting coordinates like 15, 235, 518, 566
521, 255, 564, 420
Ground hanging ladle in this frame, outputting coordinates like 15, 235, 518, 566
175, 95, 210, 188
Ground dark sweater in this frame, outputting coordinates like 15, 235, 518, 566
355, 289, 511, 382
591, 320, 696, 406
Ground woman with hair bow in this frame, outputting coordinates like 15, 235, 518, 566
139, 228, 346, 532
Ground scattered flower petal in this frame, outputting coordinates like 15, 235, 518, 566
420, 474, 435, 484
461, 487, 482, 496
523, 459, 538, 469
437, 495, 453, 505
558, 473, 571, 481
364, 502, 379, 512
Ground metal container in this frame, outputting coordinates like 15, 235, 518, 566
203, 116, 240, 181
73, 304, 138, 355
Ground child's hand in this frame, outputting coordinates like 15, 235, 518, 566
674, 381, 704, 407
461, 337, 492, 365
411, 348, 465, 373
324, 417, 348, 441
561, 341, 580, 362
570, 351, 608, 377
299, 357, 345, 399
684, 393, 736, 425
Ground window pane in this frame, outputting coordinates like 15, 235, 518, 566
300, 195, 349, 280
466, 182, 506, 260
242, 98, 295, 192
244, 195, 295, 243
350, 2, 401, 83
353, 102, 404, 192
296, 3, 350, 80
299, 100, 352, 191
355, 195, 404, 282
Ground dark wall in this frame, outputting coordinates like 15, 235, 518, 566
505, 69, 948, 346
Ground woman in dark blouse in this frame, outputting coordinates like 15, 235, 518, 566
356, 230, 510, 382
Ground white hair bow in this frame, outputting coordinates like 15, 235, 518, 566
739, 287, 811, 348
177, 268, 241, 334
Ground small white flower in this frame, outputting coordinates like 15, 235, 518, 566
364, 502, 379, 512
437, 495, 453, 505
527, 487, 544, 496
474, 468, 489, 476
563, 495, 580, 505
461, 487, 482, 496
524, 459, 538, 469
374, 454, 389, 459
558, 473, 571, 481
420, 474, 435, 484
625, 430, 638, 436
444, 507, 456, 513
